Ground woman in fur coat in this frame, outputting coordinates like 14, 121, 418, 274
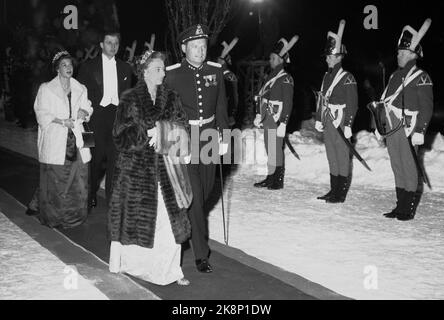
108, 50, 191, 286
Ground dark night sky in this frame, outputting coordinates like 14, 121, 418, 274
116, 0, 443, 90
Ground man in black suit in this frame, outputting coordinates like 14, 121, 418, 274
78, 30, 133, 208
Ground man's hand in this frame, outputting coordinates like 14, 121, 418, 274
219, 142, 229, 156
277, 123, 286, 138
344, 126, 352, 139
411, 132, 424, 146
315, 121, 324, 132
147, 126, 158, 149
253, 114, 262, 128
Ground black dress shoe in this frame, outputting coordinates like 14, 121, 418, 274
396, 213, 414, 221
196, 259, 213, 273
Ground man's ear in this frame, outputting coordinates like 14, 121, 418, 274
100, 42, 104, 50
181, 44, 186, 54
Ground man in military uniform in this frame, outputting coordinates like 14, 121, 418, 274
315, 20, 358, 203
217, 38, 239, 127
370, 19, 433, 221
253, 36, 298, 190
165, 24, 229, 273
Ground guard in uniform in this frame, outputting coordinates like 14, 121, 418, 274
369, 19, 433, 221
217, 38, 239, 127
315, 20, 358, 203
253, 36, 298, 190
165, 24, 229, 273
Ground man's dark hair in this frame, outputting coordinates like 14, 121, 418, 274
100, 29, 121, 43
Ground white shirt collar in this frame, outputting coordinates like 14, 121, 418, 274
102, 53, 116, 64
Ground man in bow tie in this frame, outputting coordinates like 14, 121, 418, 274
78, 30, 133, 209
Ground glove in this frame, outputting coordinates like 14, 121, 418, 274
332, 118, 341, 129
182, 155, 191, 164
344, 126, 352, 139
315, 121, 324, 132
253, 114, 262, 128
374, 129, 382, 141
219, 142, 229, 156
411, 132, 424, 146
277, 123, 286, 138
147, 126, 158, 149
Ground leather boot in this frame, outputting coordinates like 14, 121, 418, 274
383, 187, 403, 218
326, 175, 349, 203
317, 174, 337, 200
397, 190, 421, 221
254, 174, 273, 188
267, 166, 284, 190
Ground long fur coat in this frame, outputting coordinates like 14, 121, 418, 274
108, 80, 191, 248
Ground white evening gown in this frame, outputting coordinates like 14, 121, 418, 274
109, 184, 184, 285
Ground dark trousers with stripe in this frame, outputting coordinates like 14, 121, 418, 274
386, 113, 419, 192
89, 104, 118, 205
263, 115, 284, 174
324, 119, 350, 177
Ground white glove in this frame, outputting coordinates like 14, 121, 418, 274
182, 155, 191, 164
332, 118, 341, 129
147, 126, 158, 149
315, 121, 324, 132
343, 126, 352, 139
374, 129, 382, 141
253, 114, 262, 128
411, 132, 424, 146
219, 142, 229, 156
277, 123, 286, 138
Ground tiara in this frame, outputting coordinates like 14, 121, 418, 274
139, 49, 155, 65
52, 51, 70, 64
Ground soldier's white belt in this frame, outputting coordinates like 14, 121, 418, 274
327, 103, 346, 112
189, 115, 215, 126
387, 104, 418, 120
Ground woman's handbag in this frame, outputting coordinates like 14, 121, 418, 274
82, 123, 95, 148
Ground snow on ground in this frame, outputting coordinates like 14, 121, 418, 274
209, 173, 444, 300
238, 128, 444, 192
2, 120, 443, 299
0, 211, 108, 300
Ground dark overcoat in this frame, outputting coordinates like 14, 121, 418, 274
108, 80, 191, 248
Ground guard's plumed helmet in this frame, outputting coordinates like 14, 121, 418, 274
324, 19, 347, 56
397, 18, 432, 58
271, 35, 299, 63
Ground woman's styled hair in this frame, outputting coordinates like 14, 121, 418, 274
135, 50, 166, 80
52, 51, 75, 73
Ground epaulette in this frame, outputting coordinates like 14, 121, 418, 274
166, 63, 181, 71
206, 61, 222, 68
416, 71, 433, 86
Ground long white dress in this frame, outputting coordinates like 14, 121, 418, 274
109, 184, 184, 285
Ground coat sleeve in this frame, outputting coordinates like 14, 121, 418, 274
80, 86, 93, 118
215, 69, 229, 131
34, 84, 55, 130
113, 90, 149, 152
414, 72, 433, 135
278, 75, 294, 124
343, 73, 358, 127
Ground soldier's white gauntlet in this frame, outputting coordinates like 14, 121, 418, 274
411, 132, 424, 146
315, 121, 324, 132
344, 126, 352, 139
277, 123, 286, 138
254, 114, 262, 128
